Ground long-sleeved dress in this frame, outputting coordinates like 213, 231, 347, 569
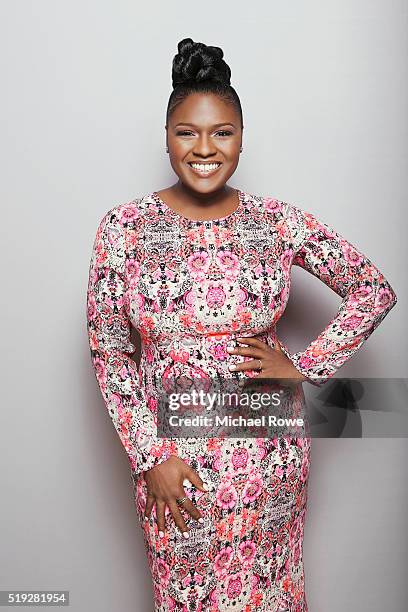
86, 189, 397, 612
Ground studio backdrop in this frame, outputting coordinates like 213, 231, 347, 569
1, 1, 407, 611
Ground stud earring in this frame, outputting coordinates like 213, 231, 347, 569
165, 146, 169, 153
240, 147, 243, 152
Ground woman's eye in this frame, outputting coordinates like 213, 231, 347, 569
176, 130, 233, 137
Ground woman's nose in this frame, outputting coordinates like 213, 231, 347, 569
193, 135, 216, 156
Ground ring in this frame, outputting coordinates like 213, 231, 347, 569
176, 496, 188, 507
257, 359, 263, 371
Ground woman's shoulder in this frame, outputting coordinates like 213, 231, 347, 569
97, 194, 152, 229
253, 192, 317, 227
244, 191, 313, 248
245, 190, 298, 220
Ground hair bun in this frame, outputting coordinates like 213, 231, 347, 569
172, 37, 231, 88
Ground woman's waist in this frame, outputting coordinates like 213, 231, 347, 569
141, 328, 278, 364
138, 329, 279, 392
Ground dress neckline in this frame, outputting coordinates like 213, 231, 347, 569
150, 188, 245, 224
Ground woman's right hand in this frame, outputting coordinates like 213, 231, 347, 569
143, 456, 208, 539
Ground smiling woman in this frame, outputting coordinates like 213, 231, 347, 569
86, 36, 397, 612
156, 41, 244, 222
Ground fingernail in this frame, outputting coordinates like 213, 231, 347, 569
183, 531, 189, 539
198, 517, 204, 524
202, 484, 209, 491
144, 516, 149, 522
159, 530, 164, 538
226, 347, 233, 352
228, 365, 236, 371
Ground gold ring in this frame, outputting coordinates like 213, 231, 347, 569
257, 359, 263, 371
176, 496, 188, 507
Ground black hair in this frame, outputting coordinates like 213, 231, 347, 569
166, 38, 243, 129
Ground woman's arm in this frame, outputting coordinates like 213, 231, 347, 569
279, 203, 398, 387
86, 205, 177, 476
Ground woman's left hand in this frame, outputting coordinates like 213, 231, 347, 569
227, 337, 307, 388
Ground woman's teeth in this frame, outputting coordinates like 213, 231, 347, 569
189, 162, 221, 174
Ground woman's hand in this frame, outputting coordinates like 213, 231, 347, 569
143, 456, 208, 539
227, 336, 307, 388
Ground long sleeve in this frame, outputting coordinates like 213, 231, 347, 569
86, 205, 177, 476
279, 203, 397, 387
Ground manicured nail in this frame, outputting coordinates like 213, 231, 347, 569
144, 516, 148, 522
226, 347, 234, 352
198, 517, 204, 524
228, 365, 236, 371
159, 530, 164, 538
202, 483, 209, 491
183, 531, 189, 539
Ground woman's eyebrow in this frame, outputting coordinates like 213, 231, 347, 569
174, 122, 236, 128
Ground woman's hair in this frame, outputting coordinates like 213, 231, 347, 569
166, 38, 243, 128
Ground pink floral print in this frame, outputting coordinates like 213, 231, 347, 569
216, 480, 239, 510
86, 189, 397, 611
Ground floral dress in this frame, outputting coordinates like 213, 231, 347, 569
86, 189, 397, 612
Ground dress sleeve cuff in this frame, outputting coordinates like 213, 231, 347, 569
278, 340, 328, 387
133, 440, 179, 476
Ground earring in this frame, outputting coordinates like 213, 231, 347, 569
165, 146, 169, 153
240, 146, 243, 152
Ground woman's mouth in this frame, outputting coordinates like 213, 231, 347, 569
187, 162, 222, 177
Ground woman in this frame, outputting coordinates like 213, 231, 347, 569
86, 38, 397, 611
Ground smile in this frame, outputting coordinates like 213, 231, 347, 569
187, 162, 222, 176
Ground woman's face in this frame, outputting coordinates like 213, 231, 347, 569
166, 92, 243, 195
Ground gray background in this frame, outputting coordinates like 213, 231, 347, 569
1, 0, 407, 610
